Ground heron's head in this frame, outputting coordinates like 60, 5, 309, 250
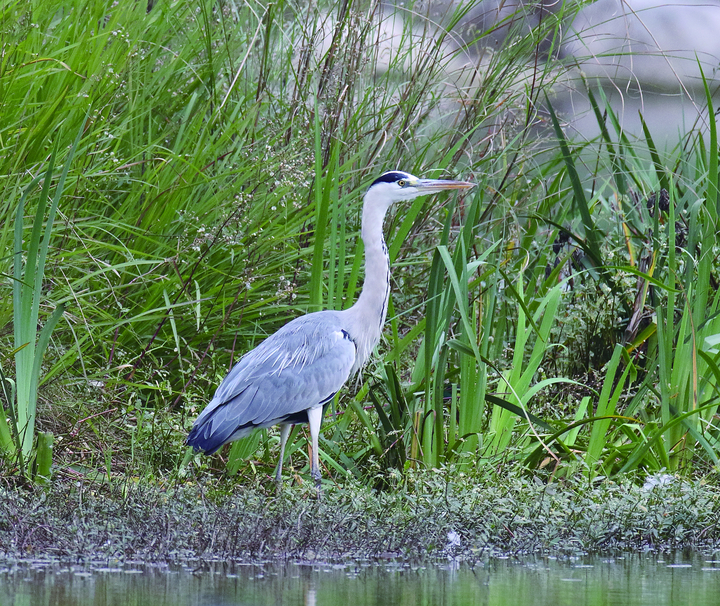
367, 170, 474, 209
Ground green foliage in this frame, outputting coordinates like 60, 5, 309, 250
1, 0, 719, 490
0, 127, 81, 481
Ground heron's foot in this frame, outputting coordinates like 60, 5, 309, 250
274, 456, 284, 481
274, 463, 284, 493
311, 468, 322, 497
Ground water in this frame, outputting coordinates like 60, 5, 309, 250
3, 553, 720, 605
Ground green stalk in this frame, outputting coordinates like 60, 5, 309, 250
586, 344, 631, 474
700, 63, 719, 219
545, 94, 604, 269
13, 118, 82, 466
309, 98, 333, 312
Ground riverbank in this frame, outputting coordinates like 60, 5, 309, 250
3, 469, 719, 562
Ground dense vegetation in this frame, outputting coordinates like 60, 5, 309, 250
1, 0, 719, 493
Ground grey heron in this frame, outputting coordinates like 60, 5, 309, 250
186, 170, 474, 487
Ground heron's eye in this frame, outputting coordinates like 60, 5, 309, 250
397, 179, 406, 187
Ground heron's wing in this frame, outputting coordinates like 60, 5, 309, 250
187, 311, 356, 453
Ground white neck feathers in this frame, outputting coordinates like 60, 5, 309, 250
343, 187, 393, 374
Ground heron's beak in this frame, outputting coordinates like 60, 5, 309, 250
414, 179, 475, 192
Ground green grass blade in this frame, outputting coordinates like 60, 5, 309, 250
585, 84, 626, 193
34, 431, 54, 485
309, 96, 331, 311
483, 394, 554, 432
586, 344, 626, 472
545, 94, 604, 269
13, 172, 48, 453
619, 401, 720, 473
164, 290, 183, 373
0, 364, 18, 455
226, 432, 262, 476
436, 246, 480, 360
699, 62, 719, 219
638, 111, 669, 192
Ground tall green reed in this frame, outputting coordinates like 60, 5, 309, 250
0, 122, 82, 480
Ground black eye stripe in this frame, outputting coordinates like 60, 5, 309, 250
370, 171, 412, 187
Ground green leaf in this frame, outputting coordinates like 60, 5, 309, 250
34, 431, 54, 485
545, 93, 604, 269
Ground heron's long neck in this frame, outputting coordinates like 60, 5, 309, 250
345, 197, 391, 373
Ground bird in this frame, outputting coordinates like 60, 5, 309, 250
186, 170, 475, 487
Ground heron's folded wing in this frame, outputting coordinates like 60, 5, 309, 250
191, 312, 356, 441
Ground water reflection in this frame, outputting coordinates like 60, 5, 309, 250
3, 553, 720, 605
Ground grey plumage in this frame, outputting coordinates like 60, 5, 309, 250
186, 170, 474, 487
188, 312, 355, 454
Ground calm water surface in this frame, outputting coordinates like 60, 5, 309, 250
3, 553, 720, 605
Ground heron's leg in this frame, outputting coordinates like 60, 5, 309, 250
307, 406, 323, 489
275, 424, 292, 484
